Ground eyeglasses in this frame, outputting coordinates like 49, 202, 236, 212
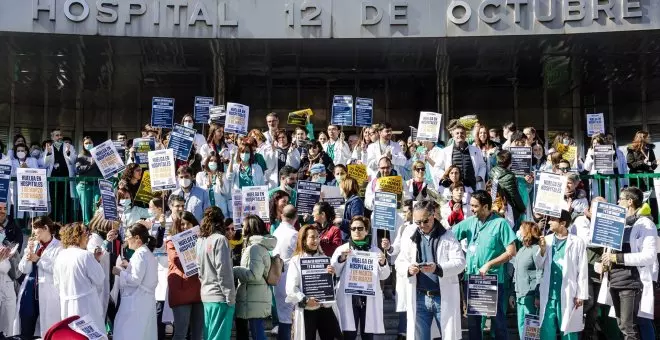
558, 167, 570, 173
350, 226, 366, 232
414, 218, 430, 225
414, 168, 425, 172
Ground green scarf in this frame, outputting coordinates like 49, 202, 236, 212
349, 236, 371, 251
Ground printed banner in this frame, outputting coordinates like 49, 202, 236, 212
589, 201, 626, 251
533, 172, 568, 218
169, 124, 196, 161
377, 176, 403, 195
373, 191, 397, 231
355, 97, 373, 127
17, 168, 48, 212
523, 314, 541, 340
321, 185, 345, 210
90, 140, 126, 179
241, 186, 269, 223
98, 179, 118, 221
194, 96, 214, 124
594, 145, 614, 172
135, 170, 155, 204
300, 257, 335, 303
225, 102, 250, 136
209, 105, 226, 125
331, 95, 354, 126
0, 164, 11, 204
148, 149, 177, 191
510, 146, 532, 176
416, 111, 442, 142
345, 250, 379, 296
467, 274, 498, 316
288, 109, 313, 125
232, 190, 243, 226
113, 140, 126, 162
296, 180, 323, 216
133, 137, 155, 167
410, 126, 418, 141
151, 97, 175, 129
586, 113, 605, 137
68, 314, 106, 340
171, 226, 200, 277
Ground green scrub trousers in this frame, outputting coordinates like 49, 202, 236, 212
203, 302, 235, 340
516, 295, 538, 337
76, 180, 100, 225
540, 239, 578, 340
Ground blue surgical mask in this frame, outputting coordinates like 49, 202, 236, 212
85, 144, 94, 151
148, 210, 156, 218
208, 162, 218, 172
54, 141, 63, 148
240, 153, 250, 163
120, 199, 131, 207
315, 177, 326, 184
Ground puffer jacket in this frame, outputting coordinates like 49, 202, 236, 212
233, 234, 277, 319
489, 166, 526, 223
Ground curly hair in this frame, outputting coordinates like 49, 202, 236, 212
200, 206, 226, 238
59, 222, 88, 248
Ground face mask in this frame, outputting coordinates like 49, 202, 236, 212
563, 138, 570, 145
534, 154, 542, 159
179, 178, 192, 188
240, 153, 250, 163
0, 233, 5, 244
31, 150, 41, 158
85, 144, 94, 151
184, 122, 194, 129
54, 141, 63, 148
315, 177, 326, 184
226, 139, 233, 145
208, 162, 218, 172
336, 174, 346, 181
16, 151, 26, 159
120, 199, 131, 207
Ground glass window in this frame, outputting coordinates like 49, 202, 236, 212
615, 125, 643, 148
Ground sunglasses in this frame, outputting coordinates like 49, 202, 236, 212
350, 226, 366, 232
414, 168, 425, 172
558, 167, 570, 172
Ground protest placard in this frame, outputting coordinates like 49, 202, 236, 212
113, 140, 126, 162
241, 186, 269, 222
171, 226, 200, 277
586, 113, 605, 137
0, 165, 11, 204
99, 179, 118, 221
321, 185, 345, 210
296, 180, 323, 216
209, 105, 226, 125
589, 201, 626, 250
148, 149, 177, 191
17, 168, 48, 212
467, 274, 498, 316
562, 146, 577, 162
331, 95, 354, 126
135, 170, 155, 204
194, 96, 214, 124
355, 97, 373, 127
373, 192, 397, 232
90, 140, 126, 179
225, 102, 249, 136
523, 315, 541, 340
151, 97, 175, 129
417, 111, 442, 142
169, 124, 196, 161
300, 257, 335, 303
68, 314, 107, 340
510, 146, 532, 176
348, 164, 369, 197
232, 190, 243, 226
377, 176, 403, 194
534, 172, 567, 218
594, 145, 614, 172
133, 137, 155, 167
410, 126, 418, 141
345, 251, 379, 296
288, 109, 313, 126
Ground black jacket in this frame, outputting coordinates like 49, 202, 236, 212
489, 166, 526, 220
627, 144, 657, 173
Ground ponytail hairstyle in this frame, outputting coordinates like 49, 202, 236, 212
128, 223, 156, 252
32, 216, 61, 240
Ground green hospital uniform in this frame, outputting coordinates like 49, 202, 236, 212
238, 166, 254, 188
540, 237, 578, 340
203, 302, 235, 340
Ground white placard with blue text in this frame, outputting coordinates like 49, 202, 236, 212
99, 179, 118, 221
0, 165, 11, 204
194, 96, 214, 124
90, 140, 126, 179
17, 168, 48, 212
586, 113, 605, 137
148, 149, 177, 191
355, 97, 373, 127
151, 97, 175, 129
224, 102, 250, 136
331, 95, 354, 126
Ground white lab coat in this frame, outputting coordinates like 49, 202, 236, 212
285, 252, 341, 340
387, 222, 416, 312
394, 227, 466, 340
535, 234, 589, 334
13, 239, 62, 338
192, 133, 206, 153
403, 179, 437, 202
330, 243, 390, 334
436, 144, 487, 190
198, 143, 236, 165
42, 144, 77, 199
440, 199, 473, 230
272, 221, 298, 324
323, 140, 352, 166
86, 233, 111, 319
597, 216, 658, 320
226, 163, 265, 193
366, 141, 407, 175
0, 258, 16, 335
113, 245, 158, 340
257, 143, 279, 190
196, 171, 231, 218
53, 247, 106, 334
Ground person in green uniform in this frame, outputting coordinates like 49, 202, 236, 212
510, 221, 543, 338
453, 190, 517, 340
268, 166, 298, 206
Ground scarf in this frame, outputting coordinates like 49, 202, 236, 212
349, 236, 371, 251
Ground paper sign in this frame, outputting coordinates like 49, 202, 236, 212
135, 170, 155, 204
594, 145, 614, 172
225, 102, 250, 136
347, 164, 368, 183
331, 95, 354, 126
99, 179, 118, 221
410, 126, 418, 141
321, 185, 345, 210
91, 140, 126, 179
467, 274, 498, 316
296, 181, 323, 216
490, 179, 499, 202
523, 314, 541, 340
0, 165, 11, 204
377, 176, 403, 195
148, 149, 177, 191
241, 186, 269, 223
232, 190, 243, 226
194, 96, 214, 124
355, 97, 373, 127
17, 168, 48, 212
113, 140, 126, 162
562, 146, 577, 162
151, 97, 175, 129
534, 172, 568, 218
169, 124, 196, 161
69, 314, 107, 340
510, 146, 532, 176
287, 111, 308, 126
345, 251, 379, 296
586, 113, 605, 137
589, 201, 626, 251
300, 257, 335, 303
171, 226, 200, 277
416, 111, 442, 142
373, 192, 397, 231
209, 105, 226, 125
133, 137, 155, 168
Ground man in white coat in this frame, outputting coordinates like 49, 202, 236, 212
324, 125, 352, 166
272, 205, 299, 340
598, 187, 658, 340
42, 129, 77, 222
436, 123, 486, 192
395, 200, 465, 340
366, 123, 407, 177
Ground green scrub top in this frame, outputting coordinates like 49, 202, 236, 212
549, 236, 567, 300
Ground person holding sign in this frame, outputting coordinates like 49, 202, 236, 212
597, 187, 658, 340
9, 142, 39, 223
181, 114, 207, 151
75, 137, 103, 225
331, 216, 390, 340
324, 125, 352, 166
171, 166, 211, 223
584, 134, 620, 201
196, 154, 231, 218
366, 123, 406, 176
535, 209, 588, 340
510, 222, 543, 338
285, 224, 342, 340
199, 124, 234, 167
452, 191, 517, 340
227, 140, 265, 192
394, 201, 465, 340
489, 150, 528, 230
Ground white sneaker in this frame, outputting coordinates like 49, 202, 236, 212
271, 325, 279, 335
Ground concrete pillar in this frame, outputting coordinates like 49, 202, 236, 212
571, 53, 584, 154
210, 40, 226, 107
7, 40, 15, 145
435, 39, 450, 142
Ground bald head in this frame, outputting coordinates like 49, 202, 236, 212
282, 204, 297, 222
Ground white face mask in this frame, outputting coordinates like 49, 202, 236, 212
184, 122, 194, 129
16, 151, 26, 159
120, 199, 131, 207
179, 178, 192, 188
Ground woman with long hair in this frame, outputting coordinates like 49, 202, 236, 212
14, 216, 62, 339
199, 123, 234, 167
87, 213, 120, 325
511, 221, 543, 338
317, 131, 329, 145
439, 165, 473, 203
248, 129, 277, 189
227, 138, 265, 192
268, 190, 290, 234
337, 178, 365, 240
233, 215, 277, 340
351, 127, 373, 165
181, 113, 207, 151
196, 153, 231, 217
299, 140, 335, 183
75, 136, 102, 224
403, 160, 435, 202
312, 202, 342, 256
118, 163, 146, 208
112, 223, 158, 340
583, 134, 619, 200
286, 225, 342, 340
532, 142, 547, 172
53, 222, 106, 334
196, 207, 236, 340
627, 130, 657, 191
474, 124, 499, 178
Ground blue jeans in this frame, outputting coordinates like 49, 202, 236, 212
638, 316, 655, 340
277, 323, 292, 340
466, 282, 508, 340
249, 319, 267, 340
415, 291, 442, 340
397, 312, 407, 335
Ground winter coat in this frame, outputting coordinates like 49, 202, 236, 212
233, 234, 277, 319
339, 195, 365, 236
489, 166, 526, 222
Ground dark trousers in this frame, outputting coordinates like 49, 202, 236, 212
155, 300, 166, 340
236, 318, 249, 340
583, 282, 600, 340
303, 307, 342, 340
18, 277, 38, 340
466, 282, 508, 340
343, 301, 372, 340
611, 288, 642, 340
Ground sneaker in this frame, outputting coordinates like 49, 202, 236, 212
271, 325, 279, 335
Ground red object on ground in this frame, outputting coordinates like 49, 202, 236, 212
43, 315, 89, 340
